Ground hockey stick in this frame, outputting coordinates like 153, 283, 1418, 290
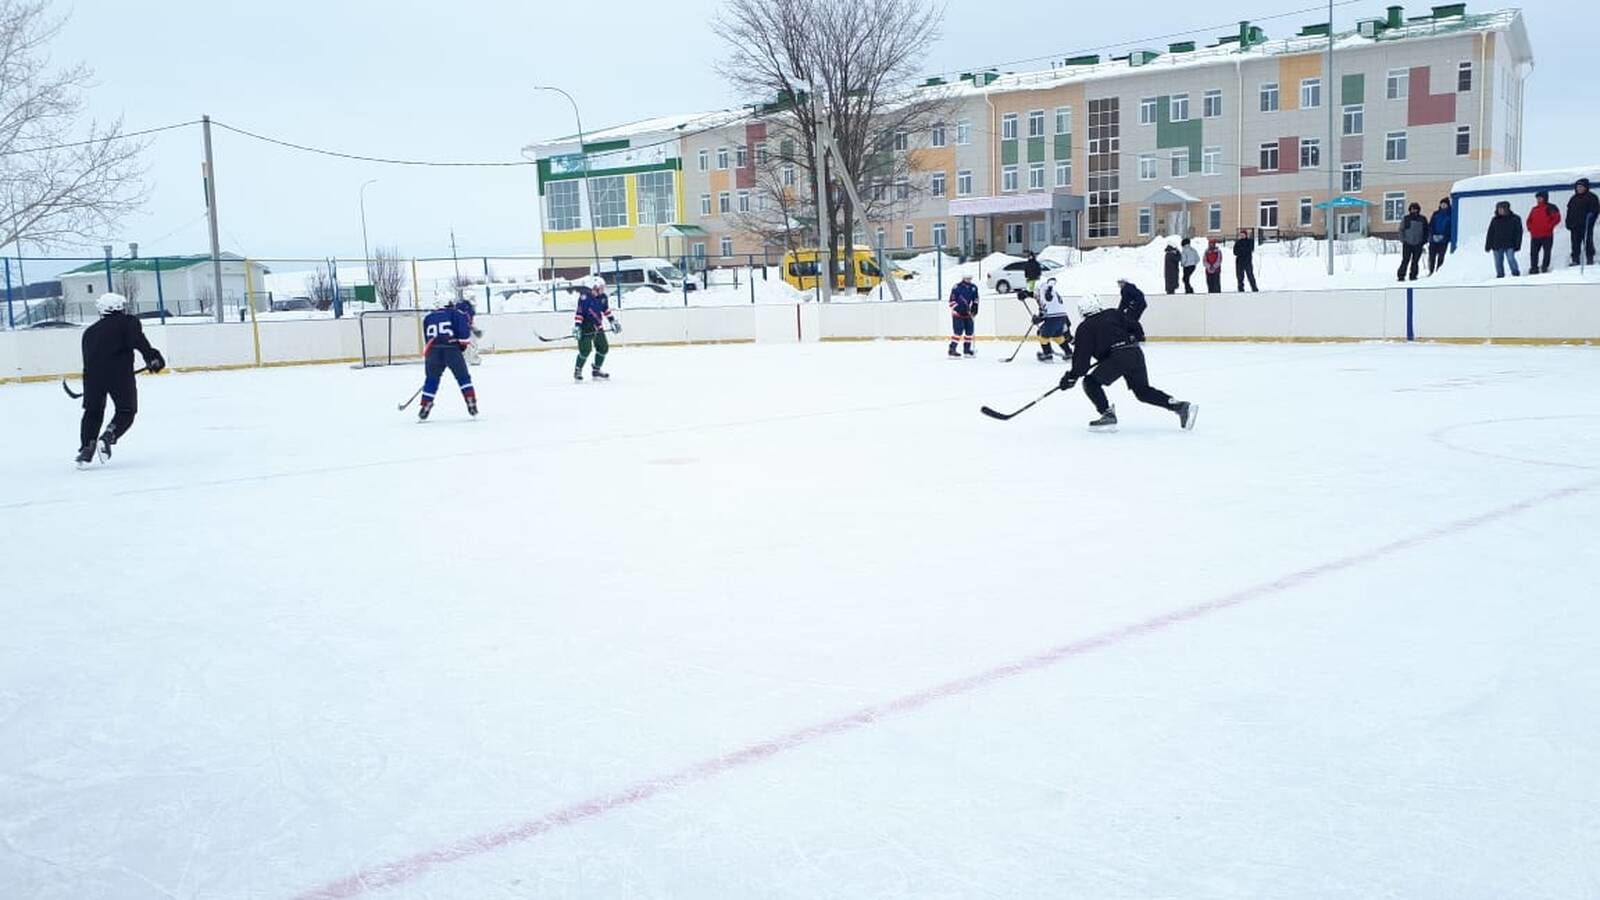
999, 290, 1043, 363
62, 365, 149, 400
980, 386, 1060, 421
998, 322, 1039, 363
533, 328, 577, 343
397, 386, 424, 411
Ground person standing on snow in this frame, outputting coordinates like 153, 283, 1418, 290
1032, 277, 1072, 362
1233, 229, 1258, 292
948, 274, 979, 358
1202, 241, 1223, 293
417, 292, 478, 420
75, 292, 166, 466
1485, 200, 1524, 278
1397, 202, 1429, 282
1163, 243, 1181, 294
1022, 251, 1043, 295
1427, 197, 1453, 274
573, 276, 620, 380
1527, 190, 1563, 274
1179, 238, 1199, 294
1566, 177, 1599, 267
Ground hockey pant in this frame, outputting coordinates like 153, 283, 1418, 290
1037, 316, 1070, 354
577, 330, 609, 370
422, 345, 474, 407
79, 372, 137, 447
949, 316, 974, 352
1082, 347, 1175, 414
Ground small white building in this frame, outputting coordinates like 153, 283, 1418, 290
58, 253, 268, 318
1450, 166, 1600, 270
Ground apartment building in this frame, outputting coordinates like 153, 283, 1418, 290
527, 3, 1532, 262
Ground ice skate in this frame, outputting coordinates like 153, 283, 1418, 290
418, 400, 432, 421
574, 367, 584, 382
1088, 405, 1118, 432
75, 443, 96, 467
97, 426, 116, 462
1174, 401, 1198, 431
591, 368, 610, 381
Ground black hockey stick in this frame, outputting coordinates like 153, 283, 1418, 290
533, 328, 577, 343
998, 322, 1039, 363
62, 365, 149, 399
397, 386, 424, 411
980, 386, 1060, 421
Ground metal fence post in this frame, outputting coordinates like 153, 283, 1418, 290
330, 256, 342, 319
682, 254, 689, 307
936, 247, 943, 304
4, 257, 12, 329
153, 256, 167, 323
749, 254, 756, 304
482, 257, 492, 313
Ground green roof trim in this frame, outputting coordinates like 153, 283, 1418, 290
63, 255, 212, 275
581, 139, 630, 154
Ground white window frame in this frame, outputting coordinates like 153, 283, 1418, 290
1207, 201, 1223, 232
1457, 61, 1473, 92
782, 164, 796, 187
1300, 78, 1322, 109
1343, 104, 1364, 136
736, 189, 750, 213
956, 120, 972, 145
717, 191, 731, 214
1385, 130, 1408, 162
931, 123, 946, 148
903, 224, 916, 249
1259, 82, 1280, 112
1139, 97, 1158, 125
1137, 206, 1153, 236
1171, 148, 1189, 178
716, 147, 729, 170
930, 170, 947, 198
1386, 68, 1410, 100
932, 222, 947, 247
545, 180, 583, 231
874, 227, 885, 248
1383, 191, 1406, 223
1001, 165, 1019, 192
699, 193, 712, 216
1299, 137, 1321, 169
735, 144, 748, 168
720, 235, 734, 257
1055, 160, 1071, 187
1170, 93, 1190, 122
1202, 146, 1222, 176
1342, 162, 1364, 193
1299, 196, 1314, 227
1138, 154, 1157, 180
1258, 141, 1279, 173
1054, 106, 1072, 135
1027, 109, 1045, 138
697, 149, 709, 172
1203, 89, 1223, 118
1455, 124, 1472, 157
1001, 113, 1019, 141
1028, 162, 1045, 190
1258, 199, 1279, 229
957, 169, 973, 196
893, 130, 909, 152
894, 178, 910, 201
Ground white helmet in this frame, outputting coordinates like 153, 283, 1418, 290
434, 291, 457, 308
96, 292, 127, 315
1077, 293, 1105, 317
587, 275, 607, 292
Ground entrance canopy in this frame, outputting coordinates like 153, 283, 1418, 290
1143, 185, 1201, 205
659, 224, 707, 238
1315, 195, 1374, 209
948, 191, 1084, 218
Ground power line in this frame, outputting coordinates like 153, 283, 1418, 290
0, 119, 201, 158
209, 120, 540, 168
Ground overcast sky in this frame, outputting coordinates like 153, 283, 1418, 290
47, 0, 1588, 262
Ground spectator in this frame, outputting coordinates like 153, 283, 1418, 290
1427, 197, 1452, 274
1163, 243, 1181, 294
1022, 250, 1043, 295
1567, 177, 1599, 267
1233, 229, 1258, 292
1180, 238, 1199, 294
1527, 190, 1562, 274
1485, 200, 1523, 278
1397, 202, 1428, 281
1202, 241, 1223, 293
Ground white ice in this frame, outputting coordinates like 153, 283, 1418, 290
2, 339, 1598, 899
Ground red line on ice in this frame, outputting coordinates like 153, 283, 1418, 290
295, 480, 1593, 900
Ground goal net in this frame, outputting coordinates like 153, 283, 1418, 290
356, 309, 428, 368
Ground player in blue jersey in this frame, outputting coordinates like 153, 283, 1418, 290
948, 274, 979, 358
572, 276, 620, 381
454, 295, 483, 365
418, 292, 477, 421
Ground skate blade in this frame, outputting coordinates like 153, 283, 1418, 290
1088, 423, 1119, 434
1182, 404, 1200, 431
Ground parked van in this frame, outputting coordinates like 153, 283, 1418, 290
590, 257, 691, 295
781, 247, 884, 292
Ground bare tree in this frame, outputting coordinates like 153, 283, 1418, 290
114, 269, 139, 306
369, 245, 406, 309
731, 153, 810, 254
715, 0, 948, 288
304, 268, 334, 310
0, 2, 145, 251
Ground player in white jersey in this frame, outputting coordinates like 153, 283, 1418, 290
1032, 277, 1073, 362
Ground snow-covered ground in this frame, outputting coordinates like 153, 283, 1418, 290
3, 341, 1598, 899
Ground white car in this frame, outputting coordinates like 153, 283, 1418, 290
985, 258, 1062, 294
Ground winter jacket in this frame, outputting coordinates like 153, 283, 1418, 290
1399, 213, 1429, 247
948, 281, 979, 317
1232, 237, 1255, 259
1163, 248, 1181, 276
81, 311, 160, 382
1484, 213, 1524, 252
1527, 202, 1562, 239
1067, 310, 1141, 380
1565, 190, 1600, 231
1202, 246, 1223, 274
1180, 245, 1200, 267
1428, 208, 1452, 242
1022, 257, 1042, 281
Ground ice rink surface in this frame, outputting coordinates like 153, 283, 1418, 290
2, 339, 1598, 899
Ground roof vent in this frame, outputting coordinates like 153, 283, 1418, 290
1386, 5, 1404, 28
1129, 49, 1161, 67
1431, 3, 1466, 17
1169, 41, 1196, 53
1064, 54, 1100, 66
1298, 23, 1331, 37
1357, 18, 1382, 37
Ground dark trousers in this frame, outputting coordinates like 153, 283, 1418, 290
1530, 237, 1553, 273
422, 345, 473, 400
576, 329, 611, 370
1236, 259, 1258, 292
79, 374, 137, 447
1427, 240, 1448, 273
1205, 270, 1222, 293
1082, 347, 1174, 414
1037, 316, 1070, 354
1572, 224, 1597, 264
949, 316, 974, 352
1182, 265, 1196, 293
1398, 244, 1424, 281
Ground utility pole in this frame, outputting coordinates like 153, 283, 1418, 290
1325, 0, 1337, 276
359, 179, 378, 283
449, 228, 463, 299
202, 115, 227, 322
811, 87, 832, 303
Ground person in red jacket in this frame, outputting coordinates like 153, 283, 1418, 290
1526, 190, 1563, 274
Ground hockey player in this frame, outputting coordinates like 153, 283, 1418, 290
418, 292, 477, 421
1114, 278, 1148, 343
454, 294, 483, 365
948, 274, 979, 358
573, 276, 620, 381
1058, 293, 1196, 433
75, 292, 165, 466
1032, 277, 1072, 361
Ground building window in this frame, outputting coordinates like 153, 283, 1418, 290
1027, 109, 1045, 138
1343, 104, 1364, 136
1342, 162, 1363, 193
957, 120, 972, 145
1259, 82, 1279, 112
736, 145, 748, 168
1055, 106, 1072, 135
957, 169, 973, 196
932, 222, 947, 247
1384, 192, 1406, 223
720, 236, 733, 256
545, 180, 582, 231
1170, 93, 1189, 122
1203, 89, 1223, 118
1300, 137, 1321, 168
1055, 160, 1071, 187
590, 175, 628, 228
635, 170, 676, 225
1208, 201, 1222, 232
1385, 130, 1408, 162
1138, 207, 1153, 236
736, 189, 750, 213
1456, 124, 1472, 156
716, 147, 729, 169
894, 178, 909, 201
697, 149, 709, 172
903, 224, 916, 249
1203, 146, 1221, 176
699, 193, 711, 216
1300, 78, 1322, 109
875, 228, 886, 248
1001, 113, 1018, 140
1171, 148, 1189, 178
1258, 199, 1279, 229
717, 191, 731, 214
1028, 162, 1045, 189
756, 142, 769, 165
1139, 97, 1157, 125
931, 171, 946, 197
1457, 61, 1473, 92
1258, 141, 1279, 173
692, 242, 706, 260
1002, 165, 1019, 192
1138, 154, 1157, 180
1386, 68, 1409, 100
756, 194, 767, 211
1299, 196, 1314, 227
893, 130, 908, 151
782, 164, 796, 186
1086, 97, 1121, 239
931, 123, 946, 147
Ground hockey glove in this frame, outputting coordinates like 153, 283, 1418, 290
1031, 315, 1043, 325
1058, 373, 1077, 391
611, 320, 622, 334
472, 327, 484, 338
144, 351, 166, 374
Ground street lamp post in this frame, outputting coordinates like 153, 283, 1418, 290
534, 84, 602, 274
359, 178, 378, 284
